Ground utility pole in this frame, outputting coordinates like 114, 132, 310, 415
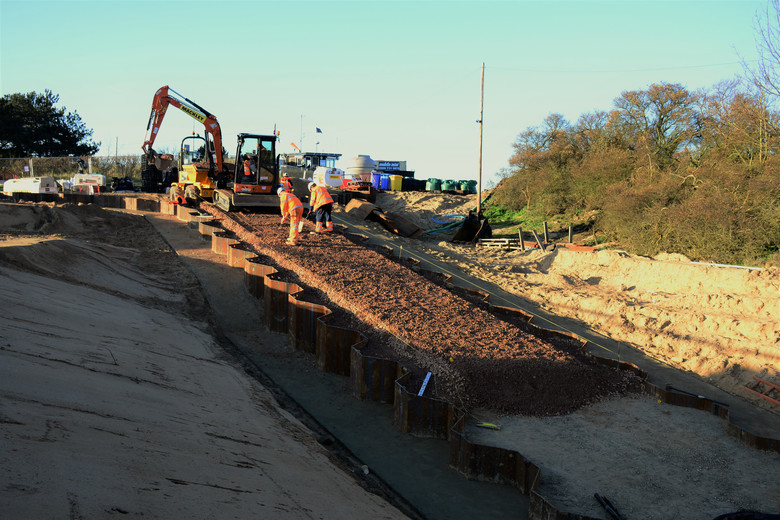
300, 115, 305, 152
477, 62, 485, 214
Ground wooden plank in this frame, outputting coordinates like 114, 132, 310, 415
345, 198, 379, 220
532, 230, 546, 251
375, 211, 423, 238
478, 238, 519, 245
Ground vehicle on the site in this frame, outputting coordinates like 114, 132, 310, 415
279, 151, 378, 203
142, 85, 282, 211
3, 176, 59, 202
142, 85, 228, 201
0, 172, 17, 192
72, 173, 106, 192
279, 151, 342, 180
211, 133, 282, 212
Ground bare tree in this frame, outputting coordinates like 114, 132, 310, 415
612, 83, 700, 170
745, 0, 780, 99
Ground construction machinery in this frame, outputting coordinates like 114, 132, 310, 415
212, 133, 280, 212
142, 85, 226, 201
141, 86, 281, 211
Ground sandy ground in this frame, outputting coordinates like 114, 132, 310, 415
0, 202, 408, 519
364, 191, 780, 417
1, 197, 778, 519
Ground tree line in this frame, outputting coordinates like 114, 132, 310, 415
492, 79, 779, 267
0, 90, 99, 158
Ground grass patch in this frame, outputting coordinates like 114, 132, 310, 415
484, 204, 548, 237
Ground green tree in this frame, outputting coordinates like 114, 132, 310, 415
0, 90, 100, 158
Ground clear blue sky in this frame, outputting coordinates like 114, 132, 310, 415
0, 0, 766, 185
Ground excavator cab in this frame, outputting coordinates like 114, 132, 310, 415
212, 133, 279, 212
232, 133, 277, 194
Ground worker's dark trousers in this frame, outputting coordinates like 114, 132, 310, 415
315, 203, 334, 233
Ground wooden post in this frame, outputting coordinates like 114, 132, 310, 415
518, 226, 525, 251
568, 225, 573, 244
532, 230, 545, 251
543, 221, 549, 243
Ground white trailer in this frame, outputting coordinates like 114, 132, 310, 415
2, 176, 59, 202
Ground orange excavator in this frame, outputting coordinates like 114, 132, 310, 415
141, 85, 225, 201
141, 85, 281, 211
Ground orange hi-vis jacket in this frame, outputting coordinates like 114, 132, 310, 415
310, 185, 334, 211
279, 191, 303, 216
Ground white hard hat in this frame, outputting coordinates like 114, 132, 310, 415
308, 182, 316, 191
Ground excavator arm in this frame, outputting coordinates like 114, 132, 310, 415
142, 85, 224, 174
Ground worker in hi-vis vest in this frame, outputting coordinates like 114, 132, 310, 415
280, 174, 293, 192
241, 154, 256, 183
278, 187, 304, 245
308, 182, 334, 233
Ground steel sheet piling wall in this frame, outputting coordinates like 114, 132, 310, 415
228, 244, 253, 268
244, 258, 276, 298
263, 277, 300, 333
212, 231, 237, 256
394, 373, 456, 439
351, 351, 403, 403
288, 298, 330, 353
315, 317, 362, 376
176, 204, 195, 222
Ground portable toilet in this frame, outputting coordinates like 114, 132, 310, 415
389, 174, 403, 191
426, 178, 441, 191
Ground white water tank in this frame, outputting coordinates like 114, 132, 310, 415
314, 166, 344, 188
345, 155, 375, 182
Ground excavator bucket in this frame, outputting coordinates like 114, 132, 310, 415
153, 153, 174, 171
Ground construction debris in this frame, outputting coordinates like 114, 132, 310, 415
344, 198, 422, 238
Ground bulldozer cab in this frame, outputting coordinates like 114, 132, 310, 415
233, 133, 277, 194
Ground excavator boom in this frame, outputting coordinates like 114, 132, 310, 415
142, 85, 224, 173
